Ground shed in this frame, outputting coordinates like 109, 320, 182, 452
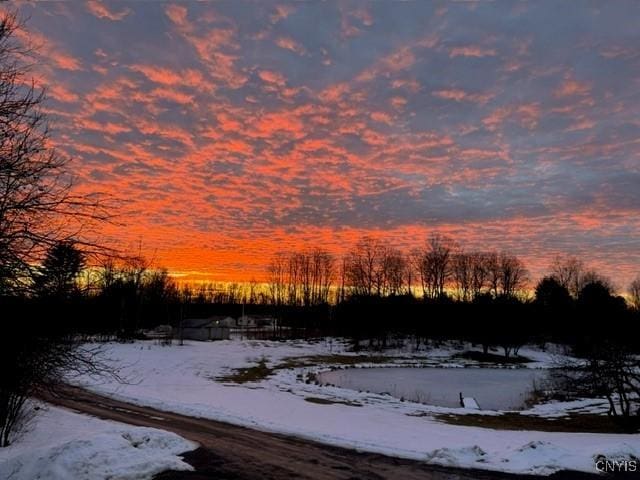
179, 316, 232, 341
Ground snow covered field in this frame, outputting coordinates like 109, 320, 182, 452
70, 338, 639, 476
0, 402, 196, 480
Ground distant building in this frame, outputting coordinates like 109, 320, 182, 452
213, 316, 236, 328
179, 315, 232, 341
144, 324, 173, 340
237, 315, 276, 328
236, 315, 257, 328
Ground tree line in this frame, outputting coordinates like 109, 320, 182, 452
288, 235, 531, 302
272, 235, 516, 304
263, 234, 636, 306
15, 233, 639, 338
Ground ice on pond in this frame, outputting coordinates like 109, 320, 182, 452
317, 367, 549, 410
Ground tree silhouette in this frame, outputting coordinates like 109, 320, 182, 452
535, 276, 572, 310
34, 241, 84, 299
0, 11, 113, 447
0, 12, 106, 295
629, 276, 640, 311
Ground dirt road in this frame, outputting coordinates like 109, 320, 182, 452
41, 386, 601, 480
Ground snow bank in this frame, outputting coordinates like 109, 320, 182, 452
0, 403, 196, 480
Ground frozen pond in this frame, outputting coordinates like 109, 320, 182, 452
317, 367, 548, 410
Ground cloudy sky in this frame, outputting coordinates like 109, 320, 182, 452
10, 1, 640, 285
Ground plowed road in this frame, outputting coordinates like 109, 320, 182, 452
41, 386, 600, 480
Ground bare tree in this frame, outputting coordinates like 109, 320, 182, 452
479, 251, 528, 298
630, 275, 640, 311
469, 251, 489, 298
498, 252, 528, 297
247, 278, 258, 304
267, 252, 287, 306
404, 252, 415, 297
416, 235, 453, 299
267, 249, 335, 306
410, 247, 426, 297
452, 251, 473, 301
550, 256, 584, 298
287, 248, 335, 306
0, 13, 106, 294
312, 248, 334, 304
550, 256, 616, 298
553, 343, 640, 428
1, 334, 121, 447
287, 252, 302, 305
380, 247, 406, 296
485, 251, 501, 297
97, 256, 118, 292
0, 12, 114, 445
344, 237, 384, 297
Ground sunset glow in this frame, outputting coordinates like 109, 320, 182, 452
12, 1, 640, 285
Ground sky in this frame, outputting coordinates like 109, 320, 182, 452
8, 1, 640, 286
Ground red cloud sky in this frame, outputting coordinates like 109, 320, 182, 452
6, 1, 640, 288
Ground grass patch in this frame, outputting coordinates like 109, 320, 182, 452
276, 354, 397, 370
219, 358, 273, 384
454, 351, 532, 365
220, 353, 396, 385
433, 412, 633, 433
304, 396, 362, 407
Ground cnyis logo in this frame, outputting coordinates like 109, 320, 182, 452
595, 456, 638, 473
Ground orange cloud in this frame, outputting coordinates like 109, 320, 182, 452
318, 83, 350, 103
148, 87, 194, 105
391, 79, 421, 92
554, 78, 590, 97
258, 69, 287, 87
483, 103, 540, 131
432, 88, 493, 104
185, 33, 246, 88
165, 4, 189, 28
252, 111, 305, 139
275, 36, 306, 55
215, 112, 244, 132
340, 5, 373, 38
52, 51, 83, 71
382, 47, 416, 71
270, 4, 296, 23
565, 118, 596, 132
355, 46, 416, 84
79, 118, 132, 135
14, 27, 83, 72
370, 111, 393, 125
390, 96, 407, 109
216, 139, 254, 156
48, 84, 80, 103
130, 65, 182, 85
129, 65, 204, 89
163, 3, 246, 88
86, 1, 131, 21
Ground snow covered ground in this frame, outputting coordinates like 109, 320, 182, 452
0, 402, 196, 480
72, 339, 639, 476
